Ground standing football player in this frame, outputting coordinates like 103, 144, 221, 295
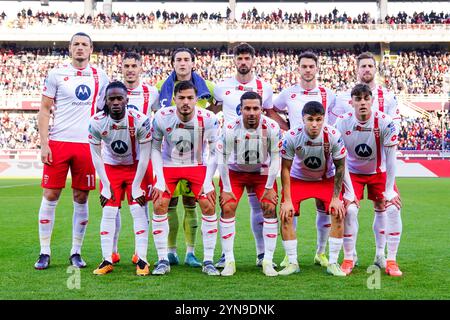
35, 32, 109, 269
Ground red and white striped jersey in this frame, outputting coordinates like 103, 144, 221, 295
331, 85, 400, 126
42, 63, 109, 143
88, 109, 151, 166
214, 76, 273, 125
126, 81, 159, 116
151, 107, 219, 167
281, 124, 346, 181
334, 111, 398, 175
273, 84, 336, 127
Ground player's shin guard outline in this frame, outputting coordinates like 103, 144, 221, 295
100, 206, 118, 263
38, 197, 58, 255
201, 214, 218, 262
263, 218, 278, 262
343, 203, 359, 260
72, 201, 89, 255
152, 213, 169, 261
385, 204, 402, 261
130, 204, 149, 263
249, 193, 265, 256
316, 209, 331, 255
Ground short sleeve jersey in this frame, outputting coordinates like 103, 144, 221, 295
281, 124, 346, 181
126, 81, 159, 116
214, 77, 273, 125
335, 111, 398, 175
88, 109, 151, 165
42, 63, 109, 143
151, 106, 219, 167
217, 115, 281, 173
273, 84, 336, 128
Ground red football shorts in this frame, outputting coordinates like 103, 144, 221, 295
41, 140, 95, 190
282, 177, 337, 215
219, 169, 278, 206
160, 166, 207, 199
100, 163, 150, 207
349, 172, 399, 202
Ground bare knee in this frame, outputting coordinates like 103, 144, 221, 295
221, 202, 237, 219
43, 188, 62, 202
198, 199, 215, 215
153, 198, 170, 215
262, 203, 277, 219
73, 189, 89, 204
373, 200, 385, 211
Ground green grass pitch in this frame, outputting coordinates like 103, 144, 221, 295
0, 178, 449, 300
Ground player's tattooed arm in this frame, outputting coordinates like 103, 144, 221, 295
212, 101, 223, 114
330, 157, 345, 218
265, 108, 289, 131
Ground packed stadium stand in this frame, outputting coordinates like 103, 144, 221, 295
0, 0, 449, 177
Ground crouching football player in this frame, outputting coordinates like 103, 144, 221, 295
217, 91, 281, 277
88, 81, 152, 276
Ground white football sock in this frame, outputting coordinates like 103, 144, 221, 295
71, 201, 89, 256
152, 213, 169, 261
386, 205, 402, 261
112, 208, 121, 253
373, 209, 387, 257
328, 237, 343, 265
130, 204, 149, 263
100, 206, 117, 263
282, 240, 298, 264
263, 218, 278, 262
343, 204, 359, 260
249, 193, 265, 256
219, 217, 235, 262
201, 214, 218, 262
316, 209, 331, 255
38, 197, 57, 255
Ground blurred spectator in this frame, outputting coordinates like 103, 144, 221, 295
0, 111, 40, 149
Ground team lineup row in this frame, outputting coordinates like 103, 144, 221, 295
34, 33, 402, 278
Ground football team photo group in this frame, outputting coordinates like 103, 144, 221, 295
1, 0, 449, 303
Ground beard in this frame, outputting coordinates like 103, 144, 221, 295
238, 66, 250, 75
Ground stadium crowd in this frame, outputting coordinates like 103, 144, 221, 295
2, 8, 450, 29
0, 111, 40, 149
1, 47, 449, 96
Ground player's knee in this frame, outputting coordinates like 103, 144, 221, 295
262, 204, 276, 219
373, 200, 385, 211
198, 199, 215, 215
169, 196, 179, 207
154, 198, 170, 215
73, 189, 89, 204
182, 195, 196, 206
43, 188, 62, 202
221, 203, 237, 219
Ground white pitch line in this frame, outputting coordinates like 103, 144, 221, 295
0, 183, 40, 189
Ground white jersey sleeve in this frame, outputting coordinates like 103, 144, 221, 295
273, 88, 288, 112
262, 81, 274, 109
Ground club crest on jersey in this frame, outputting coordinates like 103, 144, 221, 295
355, 144, 372, 157
304, 156, 322, 169
75, 85, 91, 101
111, 140, 128, 154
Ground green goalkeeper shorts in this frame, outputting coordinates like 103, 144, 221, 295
172, 179, 195, 198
